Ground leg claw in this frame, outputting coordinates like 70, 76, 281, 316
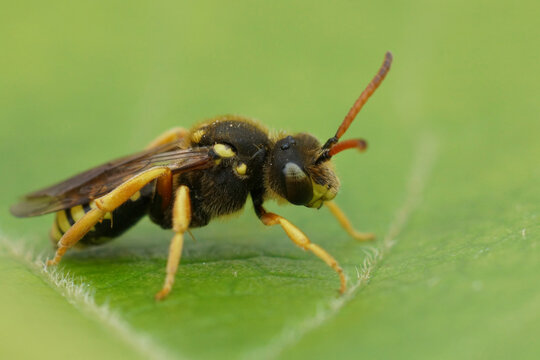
155, 287, 171, 301
46, 259, 57, 266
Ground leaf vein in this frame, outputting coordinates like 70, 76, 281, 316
243, 134, 439, 359
0, 236, 178, 360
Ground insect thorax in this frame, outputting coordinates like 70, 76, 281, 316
151, 117, 273, 229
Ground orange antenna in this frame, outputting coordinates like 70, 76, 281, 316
328, 138, 367, 157
317, 51, 393, 163
334, 51, 392, 141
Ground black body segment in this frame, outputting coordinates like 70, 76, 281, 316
194, 119, 270, 153
46, 116, 278, 245
52, 185, 154, 246
43, 116, 340, 245
150, 117, 273, 228
268, 134, 322, 205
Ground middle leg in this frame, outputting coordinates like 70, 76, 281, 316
325, 201, 375, 241
155, 185, 191, 301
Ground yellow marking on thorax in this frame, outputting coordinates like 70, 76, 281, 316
57, 211, 71, 233
191, 129, 205, 143
213, 143, 235, 158
235, 162, 247, 175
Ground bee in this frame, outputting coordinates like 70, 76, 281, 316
11, 52, 393, 300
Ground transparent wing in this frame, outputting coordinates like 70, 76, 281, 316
10, 143, 213, 217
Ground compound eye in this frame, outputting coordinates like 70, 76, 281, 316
282, 162, 313, 205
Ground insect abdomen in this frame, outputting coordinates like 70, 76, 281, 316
50, 190, 152, 247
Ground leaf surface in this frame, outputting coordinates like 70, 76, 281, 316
1, 1, 538, 359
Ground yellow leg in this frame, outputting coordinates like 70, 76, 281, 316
260, 211, 346, 294
145, 127, 188, 149
325, 201, 375, 241
46, 167, 172, 266
155, 186, 191, 301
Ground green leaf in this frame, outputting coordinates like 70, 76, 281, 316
1, 1, 539, 359
0, 248, 146, 360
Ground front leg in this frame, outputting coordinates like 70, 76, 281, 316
325, 201, 375, 241
254, 203, 346, 294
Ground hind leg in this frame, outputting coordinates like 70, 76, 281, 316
145, 127, 188, 149
46, 167, 172, 266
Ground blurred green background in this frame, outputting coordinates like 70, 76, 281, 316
1, 1, 538, 359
